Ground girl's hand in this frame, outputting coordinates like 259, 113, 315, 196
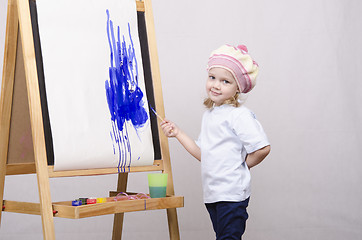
160, 118, 201, 161
160, 119, 179, 138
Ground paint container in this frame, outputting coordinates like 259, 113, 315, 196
79, 198, 88, 205
87, 198, 97, 204
97, 197, 107, 203
148, 173, 168, 198
72, 200, 82, 206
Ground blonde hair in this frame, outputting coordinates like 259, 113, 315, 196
203, 92, 241, 109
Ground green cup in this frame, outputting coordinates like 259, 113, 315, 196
148, 173, 168, 198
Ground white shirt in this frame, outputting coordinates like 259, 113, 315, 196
198, 104, 269, 203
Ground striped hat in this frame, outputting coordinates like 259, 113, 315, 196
207, 45, 259, 93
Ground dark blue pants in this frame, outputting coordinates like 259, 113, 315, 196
205, 198, 250, 240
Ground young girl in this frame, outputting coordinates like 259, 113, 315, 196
160, 44, 271, 239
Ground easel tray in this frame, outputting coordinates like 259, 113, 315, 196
3, 195, 184, 219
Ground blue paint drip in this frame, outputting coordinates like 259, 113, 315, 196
105, 10, 149, 172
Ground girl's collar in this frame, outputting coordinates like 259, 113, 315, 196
211, 103, 232, 110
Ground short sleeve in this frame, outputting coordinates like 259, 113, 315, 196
232, 109, 270, 153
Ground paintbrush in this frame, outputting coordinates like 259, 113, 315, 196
149, 105, 165, 122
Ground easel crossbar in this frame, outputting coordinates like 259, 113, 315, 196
5, 160, 163, 177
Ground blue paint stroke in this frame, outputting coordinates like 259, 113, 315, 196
105, 9, 149, 172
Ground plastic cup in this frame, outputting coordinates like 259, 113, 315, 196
148, 173, 168, 198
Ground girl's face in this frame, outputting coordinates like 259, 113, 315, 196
206, 67, 239, 106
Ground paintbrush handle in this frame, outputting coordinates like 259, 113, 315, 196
150, 106, 164, 122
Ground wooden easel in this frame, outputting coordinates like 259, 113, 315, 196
0, 0, 183, 239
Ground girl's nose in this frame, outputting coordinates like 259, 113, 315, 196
213, 80, 221, 89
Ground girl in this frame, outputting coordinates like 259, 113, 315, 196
160, 44, 271, 240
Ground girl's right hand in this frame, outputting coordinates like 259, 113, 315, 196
160, 119, 179, 138
160, 119, 201, 161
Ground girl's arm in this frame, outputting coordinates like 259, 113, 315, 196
160, 120, 201, 161
245, 145, 271, 169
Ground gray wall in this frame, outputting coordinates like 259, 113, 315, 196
1, 0, 362, 239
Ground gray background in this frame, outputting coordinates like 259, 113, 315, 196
1, 0, 362, 239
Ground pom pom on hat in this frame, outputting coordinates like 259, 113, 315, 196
207, 44, 259, 93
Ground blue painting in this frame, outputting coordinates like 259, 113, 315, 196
36, 0, 154, 171
105, 10, 149, 172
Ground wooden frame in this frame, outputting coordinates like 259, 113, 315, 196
0, 0, 183, 239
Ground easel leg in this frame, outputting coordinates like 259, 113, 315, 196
35, 162, 55, 239
0, 153, 6, 227
112, 172, 128, 240
0, 0, 19, 227
17, 0, 55, 238
167, 208, 181, 240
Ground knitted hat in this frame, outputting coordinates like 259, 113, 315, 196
207, 45, 259, 93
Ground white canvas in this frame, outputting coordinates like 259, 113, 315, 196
36, 0, 154, 171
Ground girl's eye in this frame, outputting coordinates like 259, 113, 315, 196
209, 76, 215, 80
223, 80, 230, 84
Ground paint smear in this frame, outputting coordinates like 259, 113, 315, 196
105, 9, 149, 172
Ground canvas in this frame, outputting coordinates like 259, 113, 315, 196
36, 0, 154, 171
